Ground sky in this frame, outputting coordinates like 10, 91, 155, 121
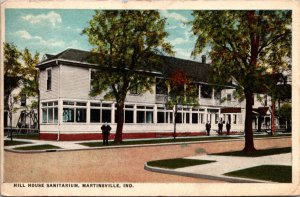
5, 9, 206, 61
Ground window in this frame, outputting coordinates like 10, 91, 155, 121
90, 109, 101, 122
185, 113, 190, 124
192, 113, 198, 124
136, 105, 154, 123
264, 94, 268, 106
63, 108, 74, 122
47, 69, 52, 90
125, 110, 134, 123
156, 78, 168, 95
214, 89, 221, 100
157, 112, 165, 123
227, 94, 232, 101
176, 112, 182, 123
41, 101, 58, 124
157, 107, 173, 124
76, 108, 86, 122
201, 85, 212, 98
90, 102, 112, 123
102, 109, 111, 123
63, 101, 87, 123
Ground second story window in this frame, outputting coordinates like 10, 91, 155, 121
227, 94, 232, 101
264, 94, 268, 106
200, 84, 212, 98
47, 68, 52, 91
156, 78, 168, 95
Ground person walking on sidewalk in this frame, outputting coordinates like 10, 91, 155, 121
226, 121, 231, 135
101, 122, 111, 145
205, 121, 211, 136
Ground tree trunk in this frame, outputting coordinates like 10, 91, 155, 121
114, 103, 125, 144
271, 101, 276, 136
173, 104, 177, 140
243, 90, 256, 152
9, 114, 13, 141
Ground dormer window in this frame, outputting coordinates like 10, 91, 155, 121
47, 68, 52, 91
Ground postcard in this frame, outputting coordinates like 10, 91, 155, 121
1, 0, 300, 196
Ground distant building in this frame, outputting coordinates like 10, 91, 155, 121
36, 48, 278, 141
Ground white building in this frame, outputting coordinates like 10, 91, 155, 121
36, 48, 273, 141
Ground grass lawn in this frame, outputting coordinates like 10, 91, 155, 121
211, 147, 291, 157
224, 165, 291, 183
13, 133, 39, 140
14, 144, 61, 151
253, 134, 291, 138
147, 158, 215, 169
4, 140, 32, 146
79, 136, 239, 147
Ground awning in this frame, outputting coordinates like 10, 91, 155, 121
221, 107, 241, 113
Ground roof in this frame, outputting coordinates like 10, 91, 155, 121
37, 48, 212, 83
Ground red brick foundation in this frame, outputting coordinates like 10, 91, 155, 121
39, 131, 214, 141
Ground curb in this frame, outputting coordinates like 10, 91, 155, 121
144, 163, 266, 183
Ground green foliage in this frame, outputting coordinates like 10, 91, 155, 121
224, 165, 291, 183
191, 11, 291, 151
4, 43, 40, 109
14, 144, 61, 151
147, 158, 215, 169
4, 43, 22, 109
20, 48, 40, 98
191, 10, 291, 93
276, 103, 291, 122
83, 10, 174, 105
211, 147, 291, 157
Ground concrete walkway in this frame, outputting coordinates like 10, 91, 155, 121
145, 152, 292, 183
4, 134, 242, 151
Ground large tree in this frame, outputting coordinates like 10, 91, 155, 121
20, 48, 40, 100
83, 10, 173, 143
4, 43, 22, 111
191, 10, 291, 151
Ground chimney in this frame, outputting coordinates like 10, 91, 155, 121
201, 55, 206, 63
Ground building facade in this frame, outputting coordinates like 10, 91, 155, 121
37, 49, 274, 141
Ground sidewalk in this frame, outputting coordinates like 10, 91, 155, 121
145, 152, 291, 183
3, 132, 290, 152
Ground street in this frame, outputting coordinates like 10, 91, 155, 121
4, 138, 291, 183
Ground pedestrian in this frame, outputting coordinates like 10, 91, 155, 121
101, 122, 111, 145
226, 121, 231, 135
205, 121, 211, 136
218, 121, 223, 135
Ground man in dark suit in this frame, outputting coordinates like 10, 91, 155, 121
218, 120, 223, 135
205, 121, 211, 136
226, 121, 231, 135
101, 122, 111, 145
